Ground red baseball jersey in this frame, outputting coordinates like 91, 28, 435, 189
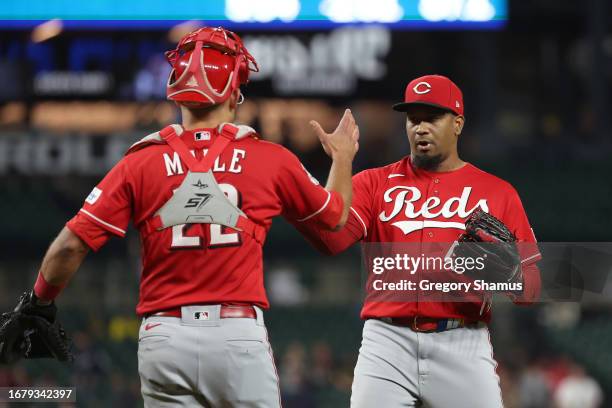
297, 156, 541, 322
66, 125, 342, 315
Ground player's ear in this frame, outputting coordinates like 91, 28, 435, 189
228, 89, 241, 111
454, 115, 465, 137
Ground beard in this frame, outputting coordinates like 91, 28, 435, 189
412, 153, 445, 171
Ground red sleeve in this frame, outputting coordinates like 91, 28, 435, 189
501, 187, 541, 304
291, 169, 375, 255
66, 158, 133, 251
277, 149, 343, 230
293, 209, 363, 255
513, 263, 541, 305
66, 213, 113, 252
348, 169, 376, 238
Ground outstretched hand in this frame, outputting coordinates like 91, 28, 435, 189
310, 109, 359, 161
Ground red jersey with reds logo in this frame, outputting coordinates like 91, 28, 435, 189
297, 156, 541, 322
66, 125, 342, 315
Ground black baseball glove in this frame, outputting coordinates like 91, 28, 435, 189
453, 210, 522, 285
0, 291, 73, 364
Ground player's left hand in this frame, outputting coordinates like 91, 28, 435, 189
0, 291, 73, 364
452, 210, 522, 285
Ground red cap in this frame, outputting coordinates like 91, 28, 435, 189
393, 75, 464, 116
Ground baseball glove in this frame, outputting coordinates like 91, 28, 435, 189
0, 291, 73, 364
453, 210, 522, 285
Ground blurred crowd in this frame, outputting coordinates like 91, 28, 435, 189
501, 357, 603, 408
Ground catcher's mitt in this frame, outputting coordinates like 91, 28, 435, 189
0, 291, 73, 364
453, 210, 522, 285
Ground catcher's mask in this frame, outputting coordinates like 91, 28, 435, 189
165, 26, 258, 107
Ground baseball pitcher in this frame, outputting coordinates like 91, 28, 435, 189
297, 75, 542, 408
0, 27, 359, 408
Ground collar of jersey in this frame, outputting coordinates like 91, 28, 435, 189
175, 123, 257, 141
125, 123, 257, 156
406, 156, 472, 178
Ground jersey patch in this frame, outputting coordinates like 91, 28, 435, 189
194, 131, 211, 141
194, 311, 209, 320
85, 187, 102, 205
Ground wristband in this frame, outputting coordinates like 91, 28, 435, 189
33, 272, 65, 301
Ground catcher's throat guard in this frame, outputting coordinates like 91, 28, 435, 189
132, 124, 265, 244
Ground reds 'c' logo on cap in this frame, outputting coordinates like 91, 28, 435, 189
393, 75, 464, 116
413, 82, 432, 95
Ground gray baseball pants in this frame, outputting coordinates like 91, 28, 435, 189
137, 305, 281, 408
351, 319, 503, 408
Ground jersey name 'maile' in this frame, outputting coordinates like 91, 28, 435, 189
162, 148, 247, 176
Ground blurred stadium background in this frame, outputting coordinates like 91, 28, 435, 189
1, 0, 611, 407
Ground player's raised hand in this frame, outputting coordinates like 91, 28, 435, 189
310, 109, 359, 161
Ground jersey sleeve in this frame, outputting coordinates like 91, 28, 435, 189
501, 187, 541, 265
501, 186, 542, 304
292, 209, 362, 255
347, 169, 377, 238
276, 149, 343, 229
66, 158, 133, 251
291, 169, 376, 255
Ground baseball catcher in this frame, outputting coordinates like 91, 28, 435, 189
0, 25, 359, 407
0, 291, 73, 364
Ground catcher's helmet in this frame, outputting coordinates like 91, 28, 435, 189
165, 27, 258, 107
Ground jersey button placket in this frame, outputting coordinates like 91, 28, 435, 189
424, 178, 440, 241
